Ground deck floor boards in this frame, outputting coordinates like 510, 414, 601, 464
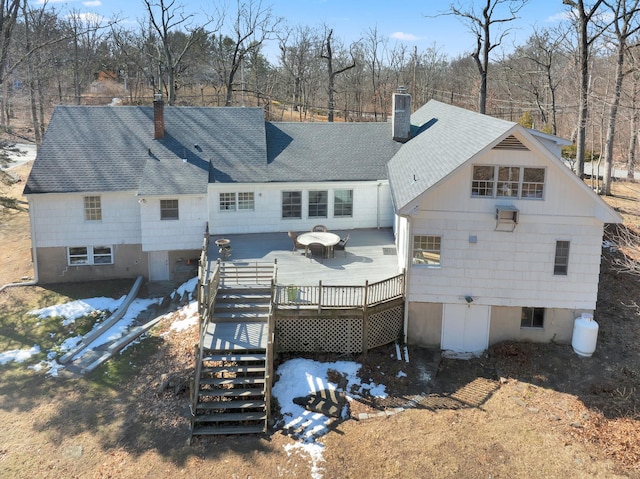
207, 228, 400, 287
203, 322, 269, 351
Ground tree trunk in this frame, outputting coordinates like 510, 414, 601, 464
601, 45, 625, 195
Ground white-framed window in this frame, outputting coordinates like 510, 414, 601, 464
282, 191, 302, 218
521, 307, 545, 328
309, 190, 328, 218
67, 246, 113, 266
220, 192, 236, 211
220, 192, 254, 211
554, 240, 570, 275
472, 165, 545, 199
412, 235, 441, 266
83, 196, 102, 221
160, 199, 179, 220
238, 192, 255, 210
334, 189, 353, 217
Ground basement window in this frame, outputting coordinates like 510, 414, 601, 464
495, 205, 519, 232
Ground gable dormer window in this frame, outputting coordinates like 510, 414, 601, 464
472, 165, 545, 199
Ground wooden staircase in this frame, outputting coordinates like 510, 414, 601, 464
191, 262, 275, 437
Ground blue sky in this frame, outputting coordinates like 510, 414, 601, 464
43, 0, 570, 60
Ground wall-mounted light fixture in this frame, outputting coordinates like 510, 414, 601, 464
464, 295, 474, 303
138, 198, 146, 204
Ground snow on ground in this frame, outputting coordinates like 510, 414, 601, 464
2, 279, 199, 375
0, 345, 41, 365
167, 301, 199, 332
29, 296, 125, 326
272, 358, 387, 479
2, 277, 391, 479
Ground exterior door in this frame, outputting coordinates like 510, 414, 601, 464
149, 250, 170, 281
441, 303, 491, 354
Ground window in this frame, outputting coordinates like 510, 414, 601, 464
160, 199, 179, 220
472, 165, 545, 199
238, 192, 255, 210
309, 190, 328, 217
334, 189, 353, 217
554, 240, 570, 275
220, 193, 236, 211
522, 168, 545, 198
521, 307, 545, 328
471, 166, 495, 197
412, 235, 441, 266
497, 166, 520, 197
84, 196, 102, 221
67, 246, 113, 266
282, 191, 302, 218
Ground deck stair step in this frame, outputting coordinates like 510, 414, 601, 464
211, 312, 269, 322
199, 377, 265, 386
194, 412, 267, 422
191, 281, 274, 437
196, 399, 266, 410
191, 425, 266, 436
202, 365, 265, 374
198, 388, 265, 398
202, 353, 266, 362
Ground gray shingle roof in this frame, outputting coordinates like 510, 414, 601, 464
25, 105, 267, 195
25, 105, 399, 195
387, 100, 517, 211
264, 122, 401, 182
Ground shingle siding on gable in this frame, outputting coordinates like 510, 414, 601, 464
408, 212, 603, 310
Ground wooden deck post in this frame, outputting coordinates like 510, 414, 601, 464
318, 280, 322, 313
362, 280, 369, 355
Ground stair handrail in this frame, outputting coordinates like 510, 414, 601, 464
264, 275, 276, 432
191, 261, 221, 424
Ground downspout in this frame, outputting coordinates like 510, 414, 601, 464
0, 196, 39, 292
401, 213, 412, 344
376, 182, 381, 229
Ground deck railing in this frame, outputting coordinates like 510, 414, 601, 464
274, 271, 405, 310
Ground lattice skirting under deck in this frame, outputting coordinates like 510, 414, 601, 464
275, 304, 403, 354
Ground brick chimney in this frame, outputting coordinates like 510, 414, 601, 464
392, 86, 411, 142
153, 92, 164, 139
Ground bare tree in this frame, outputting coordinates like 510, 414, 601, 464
211, 0, 279, 107
443, 0, 529, 114
626, 46, 640, 178
506, 28, 568, 134
143, 0, 211, 105
600, 0, 640, 195
276, 25, 320, 118
320, 28, 356, 122
563, 0, 610, 178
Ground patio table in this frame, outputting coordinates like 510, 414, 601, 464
297, 231, 341, 258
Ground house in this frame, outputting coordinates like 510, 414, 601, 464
24, 91, 621, 353
388, 93, 621, 353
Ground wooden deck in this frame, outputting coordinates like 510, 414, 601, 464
203, 322, 269, 350
207, 228, 400, 286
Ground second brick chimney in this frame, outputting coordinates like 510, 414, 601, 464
153, 93, 164, 139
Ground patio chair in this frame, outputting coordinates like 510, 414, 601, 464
312, 224, 328, 232
288, 230, 304, 253
334, 234, 350, 257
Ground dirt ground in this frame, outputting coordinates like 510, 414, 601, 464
1, 163, 640, 478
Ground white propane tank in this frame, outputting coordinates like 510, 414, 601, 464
571, 313, 599, 358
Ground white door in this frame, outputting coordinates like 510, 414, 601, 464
149, 250, 170, 281
441, 303, 491, 354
